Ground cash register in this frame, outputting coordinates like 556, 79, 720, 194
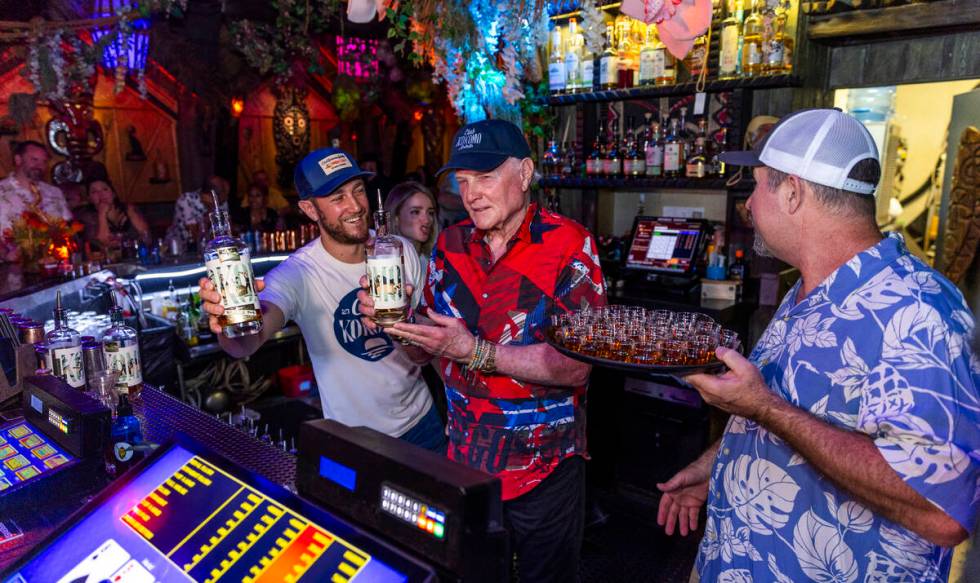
620, 216, 712, 299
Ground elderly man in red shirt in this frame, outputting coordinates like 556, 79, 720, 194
360, 119, 606, 581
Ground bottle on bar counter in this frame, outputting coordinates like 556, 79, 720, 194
103, 298, 143, 397
46, 291, 86, 389
204, 190, 264, 338
367, 190, 409, 327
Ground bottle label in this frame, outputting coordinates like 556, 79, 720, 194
603, 158, 621, 175
548, 63, 566, 92
766, 41, 785, 68
652, 50, 666, 79
746, 42, 762, 66
585, 159, 596, 175
664, 144, 681, 171
114, 442, 134, 463
367, 256, 408, 310
206, 247, 261, 325
720, 26, 739, 74
627, 160, 645, 175
639, 50, 656, 84
581, 58, 594, 88
104, 342, 142, 390
686, 161, 706, 178
50, 346, 85, 388
600, 56, 618, 85
645, 145, 664, 174
565, 53, 581, 86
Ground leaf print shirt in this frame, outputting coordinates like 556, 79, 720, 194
697, 232, 980, 583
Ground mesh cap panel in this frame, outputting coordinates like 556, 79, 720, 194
758, 109, 880, 196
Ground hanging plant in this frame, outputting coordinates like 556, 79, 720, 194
387, 0, 548, 124
229, 0, 344, 85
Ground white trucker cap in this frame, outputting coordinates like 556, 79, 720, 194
720, 108, 881, 196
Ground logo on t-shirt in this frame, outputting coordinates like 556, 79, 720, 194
334, 289, 394, 361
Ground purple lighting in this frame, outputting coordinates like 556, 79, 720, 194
91, 0, 150, 71
335, 35, 379, 81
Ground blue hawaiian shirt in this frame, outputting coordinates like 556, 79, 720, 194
697, 232, 980, 583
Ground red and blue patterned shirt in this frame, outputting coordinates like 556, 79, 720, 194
421, 203, 606, 500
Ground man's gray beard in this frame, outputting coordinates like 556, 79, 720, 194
753, 230, 773, 258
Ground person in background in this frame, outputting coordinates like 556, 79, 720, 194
166, 175, 230, 250
360, 154, 394, 213
198, 148, 445, 453
435, 170, 468, 229
250, 169, 290, 211
0, 140, 72, 261
384, 181, 438, 260
75, 178, 152, 252
235, 182, 284, 233
658, 109, 979, 582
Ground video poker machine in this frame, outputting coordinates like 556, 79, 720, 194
2, 397, 508, 582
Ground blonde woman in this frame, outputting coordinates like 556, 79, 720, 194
384, 181, 439, 260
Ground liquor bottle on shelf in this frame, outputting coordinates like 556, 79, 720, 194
764, 0, 793, 74
600, 23, 619, 90
683, 33, 709, 78
711, 127, 729, 177
719, 0, 744, 79
742, 0, 764, 77
624, 118, 646, 177
663, 118, 683, 178
638, 24, 658, 86
615, 14, 636, 88
678, 106, 692, 161
604, 125, 623, 177
46, 291, 85, 389
549, 26, 567, 95
643, 113, 664, 177
586, 136, 602, 176
653, 28, 677, 85
685, 118, 709, 178
730, 248, 747, 281
366, 190, 409, 327
102, 298, 143, 397
565, 18, 583, 93
581, 37, 595, 92
542, 138, 560, 178
560, 141, 576, 177
204, 190, 263, 338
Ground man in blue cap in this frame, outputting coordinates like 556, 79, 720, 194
360, 119, 607, 582
199, 148, 445, 452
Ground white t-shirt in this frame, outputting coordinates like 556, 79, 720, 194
259, 237, 432, 437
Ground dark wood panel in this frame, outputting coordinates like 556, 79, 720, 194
808, 0, 980, 43
828, 30, 980, 88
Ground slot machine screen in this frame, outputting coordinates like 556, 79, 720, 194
0, 420, 76, 496
4, 439, 433, 583
624, 217, 710, 274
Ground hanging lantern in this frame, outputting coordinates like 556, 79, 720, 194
230, 97, 245, 118
91, 0, 151, 72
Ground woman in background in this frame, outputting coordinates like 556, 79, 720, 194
239, 182, 284, 232
76, 178, 152, 252
384, 181, 439, 262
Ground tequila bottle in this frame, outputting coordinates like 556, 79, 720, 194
742, 0, 764, 77
685, 119, 709, 178
46, 291, 85, 389
367, 190, 408, 326
664, 118, 684, 177
652, 29, 677, 85
204, 190, 263, 338
643, 114, 664, 177
599, 23, 618, 90
565, 18, 583, 93
548, 26, 567, 95
638, 24, 658, 86
719, 0, 744, 79
103, 299, 143, 397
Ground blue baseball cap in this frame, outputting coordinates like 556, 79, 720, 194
437, 119, 532, 176
294, 148, 375, 200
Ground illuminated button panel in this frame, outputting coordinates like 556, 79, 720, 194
380, 484, 446, 540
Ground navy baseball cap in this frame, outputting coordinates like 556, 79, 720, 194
294, 148, 375, 200
437, 119, 532, 176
